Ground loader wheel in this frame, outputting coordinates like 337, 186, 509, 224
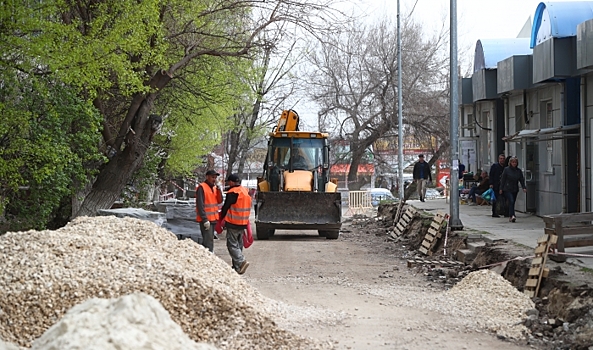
324, 230, 340, 240
318, 230, 327, 237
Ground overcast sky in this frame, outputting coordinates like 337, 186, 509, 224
360, 0, 577, 53
294, 0, 579, 127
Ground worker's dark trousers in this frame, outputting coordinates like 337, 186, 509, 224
199, 221, 215, 252
226, 227, 246, 271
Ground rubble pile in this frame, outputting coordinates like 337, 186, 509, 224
0, 216, 329, 349
525, 287, 593, 349
448, 269, 534, 339
349, 203, 593, 348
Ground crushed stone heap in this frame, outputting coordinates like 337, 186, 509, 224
31, 293, 218, 350
0, 216, 328, 349
447, 269, 535, 339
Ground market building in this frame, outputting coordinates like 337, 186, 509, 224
461, 1, 593, 216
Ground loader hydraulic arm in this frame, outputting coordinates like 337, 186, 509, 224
275, 110, 299, 132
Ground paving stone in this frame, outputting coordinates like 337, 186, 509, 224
455, 249, 477, 263
467, 241, 487, 253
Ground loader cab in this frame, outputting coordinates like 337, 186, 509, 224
270, 138, 323, 171
265, 135, 330, 192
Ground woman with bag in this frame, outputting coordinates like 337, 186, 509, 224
499, 157, 527, 223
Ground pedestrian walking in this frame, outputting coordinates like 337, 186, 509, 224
218, 174, 251, 274
489, 154, 506, 217
412, 154, 432, 202
195, 170, 223, 252
499, 157, 527, 223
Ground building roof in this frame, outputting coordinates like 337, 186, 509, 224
473, 38, 532, 72
531, 1, 593, 48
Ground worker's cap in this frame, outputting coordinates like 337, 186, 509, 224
226, 174, 241, 183
205, 170, 220, 176
418, 154, 424, 158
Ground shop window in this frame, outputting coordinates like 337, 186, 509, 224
515, 105, 525, 132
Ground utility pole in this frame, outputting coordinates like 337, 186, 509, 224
397, 0, 404, 200
449, 0, 463, 229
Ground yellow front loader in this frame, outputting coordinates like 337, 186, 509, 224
255, 110, 342, 240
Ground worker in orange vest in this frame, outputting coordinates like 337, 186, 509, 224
219, 174, 251, 274
196, 170, 223, 252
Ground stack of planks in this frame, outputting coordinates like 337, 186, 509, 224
406, 258, 465, 268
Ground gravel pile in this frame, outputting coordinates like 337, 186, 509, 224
0, 216, 329, 349
447, 269, 535, 339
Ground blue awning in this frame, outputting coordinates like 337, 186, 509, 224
474, 38, 532, 72
531, 1, 593, 48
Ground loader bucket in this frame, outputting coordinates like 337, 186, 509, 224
255, 191, 342, 231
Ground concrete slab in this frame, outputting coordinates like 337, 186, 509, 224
465, 234, 484, 243
455, 249, 476, 263
467, 241, 487, 253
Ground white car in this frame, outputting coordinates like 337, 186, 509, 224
367, 188, 396, 206
424, 188, 442, 199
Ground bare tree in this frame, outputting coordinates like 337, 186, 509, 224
225, 30, 306, 177
307, 15, 450, 190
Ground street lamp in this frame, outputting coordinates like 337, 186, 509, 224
397, 0, 404, 200
449, 0, 463, 230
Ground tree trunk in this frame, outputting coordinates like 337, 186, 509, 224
347, 146, 367, 190
73, 100, 156, 217
236, 98, 263, 175
226, 129, 240, 177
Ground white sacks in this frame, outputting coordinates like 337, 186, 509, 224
31, 293, 218, 350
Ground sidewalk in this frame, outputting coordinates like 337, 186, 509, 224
410, 197, 593, 270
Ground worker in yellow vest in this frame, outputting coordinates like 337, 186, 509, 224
219, 174, 251, 274
196, 170, 223, 252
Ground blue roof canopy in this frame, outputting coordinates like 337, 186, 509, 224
531, 1, 593, 48
474, 38, 532, 72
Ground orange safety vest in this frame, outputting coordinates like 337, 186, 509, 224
196, 182, 221, 222
226, 186, 252, 226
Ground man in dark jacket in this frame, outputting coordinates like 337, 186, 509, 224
412, 154, 432, 202
488, 154, 506, 217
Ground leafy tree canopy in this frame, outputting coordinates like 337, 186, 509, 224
0, 69, 104, 231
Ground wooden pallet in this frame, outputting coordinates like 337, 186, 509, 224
406, 258, 465, 268
390, 206, 417, 239
524, 233, 557, 298
419, 212, 447, 256
392, 200, 406, 226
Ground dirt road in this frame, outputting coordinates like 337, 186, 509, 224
213, 224, 531, 350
